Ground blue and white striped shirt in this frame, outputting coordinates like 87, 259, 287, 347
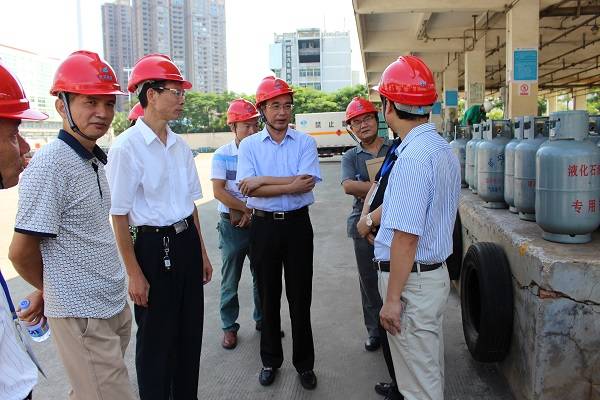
374, 123, 461, 263
237, 127, 321, 212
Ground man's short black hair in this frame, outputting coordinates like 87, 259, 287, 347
381, 95, 430, 121
138, 80, 167, 108
393, 107, 430, 121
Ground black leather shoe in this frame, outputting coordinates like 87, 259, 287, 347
365, 336, 381, 351
375, 382, 393, 396
298, 370, 317, 390
384, 390, 404, 400
255, 321, 285, 337
259, 367, 277, 386
375, 382, 403, 399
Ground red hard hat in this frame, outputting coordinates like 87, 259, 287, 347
373, 55, 437, 107
255, 76, 293, 108
50, 50, 125, 96
227, 98, 259, 124
128, 102, 144, 121
345, 97, 378, 123
128, 54, 192, 93
0, 61, 48, 120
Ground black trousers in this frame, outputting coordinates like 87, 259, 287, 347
380, 321, 398, 387
250, 210, 315, 372
134, 225, 204, 400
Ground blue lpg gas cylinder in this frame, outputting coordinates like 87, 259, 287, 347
477, 119, 512, 208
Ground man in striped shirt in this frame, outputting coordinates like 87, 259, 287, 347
373, 56, 461, 400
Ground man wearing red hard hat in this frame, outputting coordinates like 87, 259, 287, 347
0, 60, 47, 400
237, 76, 320, 390
373, 56, 461, 399
9, 51, 135, 399
210, 98, 262, 350
127, 102, 144, 126
106, 53, 212, 400
340, 97, 391, 352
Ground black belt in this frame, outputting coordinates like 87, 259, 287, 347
136, 215, 194, 235
220, 212, 230, 220
253, 206, 308, 220
373, 260, 443, 273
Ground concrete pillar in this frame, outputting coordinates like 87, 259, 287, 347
505, 1, 539, 118
547, 94, 558, 114
464, 36, 486, 109
443, 59, 459, 133
431, 71, 443, 132
574, 93, 588, 111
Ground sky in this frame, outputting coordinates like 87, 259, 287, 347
0, 0, 363, 94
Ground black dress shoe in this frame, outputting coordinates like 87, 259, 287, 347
365, 336, 381, 351
255, 321, 285, 337
298, 370, 317, 390
384, 390, 404, 400
375, 382, 403, 399
259, 367, 277, 386
375, 381, 393, 396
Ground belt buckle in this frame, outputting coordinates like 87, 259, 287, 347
173, 219, 188, 234
273, 212, 285, 220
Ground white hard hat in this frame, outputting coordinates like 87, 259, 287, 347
483, 100, 493, 113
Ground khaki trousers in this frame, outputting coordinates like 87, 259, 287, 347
378, 264, 450, 400
48, 305, 135, 400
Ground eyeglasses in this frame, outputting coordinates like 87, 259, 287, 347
155, 87, 186, 98
350, 114, 376, 128
265, 103, 294, 112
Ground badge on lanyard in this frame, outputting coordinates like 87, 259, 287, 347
0, 271, 46, 377
13, 320, 47, 378
368, 180, 380, 206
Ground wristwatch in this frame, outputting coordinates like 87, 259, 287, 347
366, 213, 373, 227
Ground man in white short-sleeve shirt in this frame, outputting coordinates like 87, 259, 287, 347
211, 99, 262, 350
106, 53, 212, 400
0, 60, 47, 400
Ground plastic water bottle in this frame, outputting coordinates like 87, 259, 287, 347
19, 299, 51, 342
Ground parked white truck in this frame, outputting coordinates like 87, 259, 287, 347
294, 112, 357, 157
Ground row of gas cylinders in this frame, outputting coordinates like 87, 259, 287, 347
449, 111, 600, 244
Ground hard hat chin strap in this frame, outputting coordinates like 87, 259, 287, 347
258, 108, 278, 132
60, 92, 96, 142
0, 173, 4, 190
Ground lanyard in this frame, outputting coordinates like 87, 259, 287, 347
0, 269, 47, 377
0, 270, 17, 320
379, 142, 400, 178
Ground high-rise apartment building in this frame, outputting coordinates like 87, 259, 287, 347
0, 44, 62, 140
269, 29, 352, 92
102, 0, 134, 110
131, 0, 227, 93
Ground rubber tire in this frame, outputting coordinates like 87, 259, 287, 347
446, 212, 463, 281
460, 242, 513, 362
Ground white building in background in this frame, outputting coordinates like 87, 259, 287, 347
0, 44, 62, 144
269, 29, 352, 92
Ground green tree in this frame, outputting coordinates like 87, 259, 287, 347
537, 96, 547, 116
587, 89, 600, 115
112, 112, 130, 136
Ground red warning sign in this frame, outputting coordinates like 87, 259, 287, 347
519, 83, 530, 96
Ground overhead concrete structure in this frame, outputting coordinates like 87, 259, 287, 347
353, 0, 600, 113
